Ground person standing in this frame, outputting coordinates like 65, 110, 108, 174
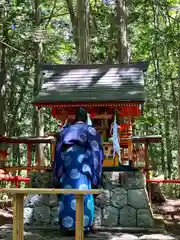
52, 107, 104, 233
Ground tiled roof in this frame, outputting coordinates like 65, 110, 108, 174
33, 62, 149, 105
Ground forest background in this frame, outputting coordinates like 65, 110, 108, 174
0, 0, 180, 197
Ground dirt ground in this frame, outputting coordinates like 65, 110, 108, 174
0, 207, 12, 227
152, 199, 180, 236
1, 199, 180, 235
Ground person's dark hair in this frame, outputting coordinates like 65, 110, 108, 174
74, 107, 87, 123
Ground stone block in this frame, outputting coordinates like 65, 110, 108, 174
24, 207, 33, 225
111, 188, 127, 208
94, 206, 102, 226
128, 189, 149, 209
49, 195, 58, 208
24, 232, 45, 240
0, 230, 11, 240
103, 172, 120, 185
95, 190, 110, 208
115, 234, 139, 239
102, 206, 118, 227
103, 180, 113, 190
51, 238, 63, 240
119, 171, 145, 190
30, 171, 52, 188
50, 206, 59, 225
139, 234, 175, 240
119, 205, 136, 227
24, 194, 49, 208
137, 209, 154, 227
33, 206, 51, 225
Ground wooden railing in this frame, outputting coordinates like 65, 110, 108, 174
0, 188, 102, 240
0, 135, 162, 177
103, 135, 162, 168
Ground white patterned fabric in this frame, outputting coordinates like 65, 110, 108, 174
88, 126, 96, 136
64, 156, 72, 167
62, 216, 74, 228
71, 199, 76, 211
82, 164, 92, 175
70, 169, 80, 179
79, 184, 88, 190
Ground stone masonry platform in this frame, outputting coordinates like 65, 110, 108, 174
24, 171, 164, 230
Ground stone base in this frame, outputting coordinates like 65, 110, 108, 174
95, 171, 157, 228
24, 171, 165, 230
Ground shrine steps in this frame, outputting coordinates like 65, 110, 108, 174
0, 222, 166, 233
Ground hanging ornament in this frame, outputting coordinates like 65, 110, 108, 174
112, 112, 121, 163
87, 113, 92, 126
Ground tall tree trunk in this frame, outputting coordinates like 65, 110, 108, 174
158, 123, 166, 176
65, 0, 78, 53
77, 0, 90, 63
177, 48, 180, 178
8, 71, 29, 136
0, 2, 8, 168
115, 0, 129, 63
0, 3, 7, 136
32, 0, 45, 166
33, 0, 42, 136
66, 0, 90, 61
151, 3, 173, 178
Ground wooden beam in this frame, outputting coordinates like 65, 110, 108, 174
27, 144, 32, 178
144, 141, 152, 205
0, 135, 162, 144
51, 143, 55, 162
0, 188, 102, 195
0, 136, 54, 144
2, 165, 153, 173
75, 195, 84, 240
132, 135, 162, 143
33, 101, 145, 108
13, 193, 24, 240
0, 188, 103, 240
3, 166, 51, 171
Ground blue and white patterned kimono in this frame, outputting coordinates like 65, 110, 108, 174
53, 123, 104, 231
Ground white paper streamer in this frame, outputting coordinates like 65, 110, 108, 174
112, 113, 121, 163
87, 113, 92, 126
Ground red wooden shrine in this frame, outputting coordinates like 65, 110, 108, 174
34, 102, 161, 170
0, 63, 163, 189
31, 62, 162, 170
49, 102, 141, 167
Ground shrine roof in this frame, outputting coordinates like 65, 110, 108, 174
32, 62, 149, 105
